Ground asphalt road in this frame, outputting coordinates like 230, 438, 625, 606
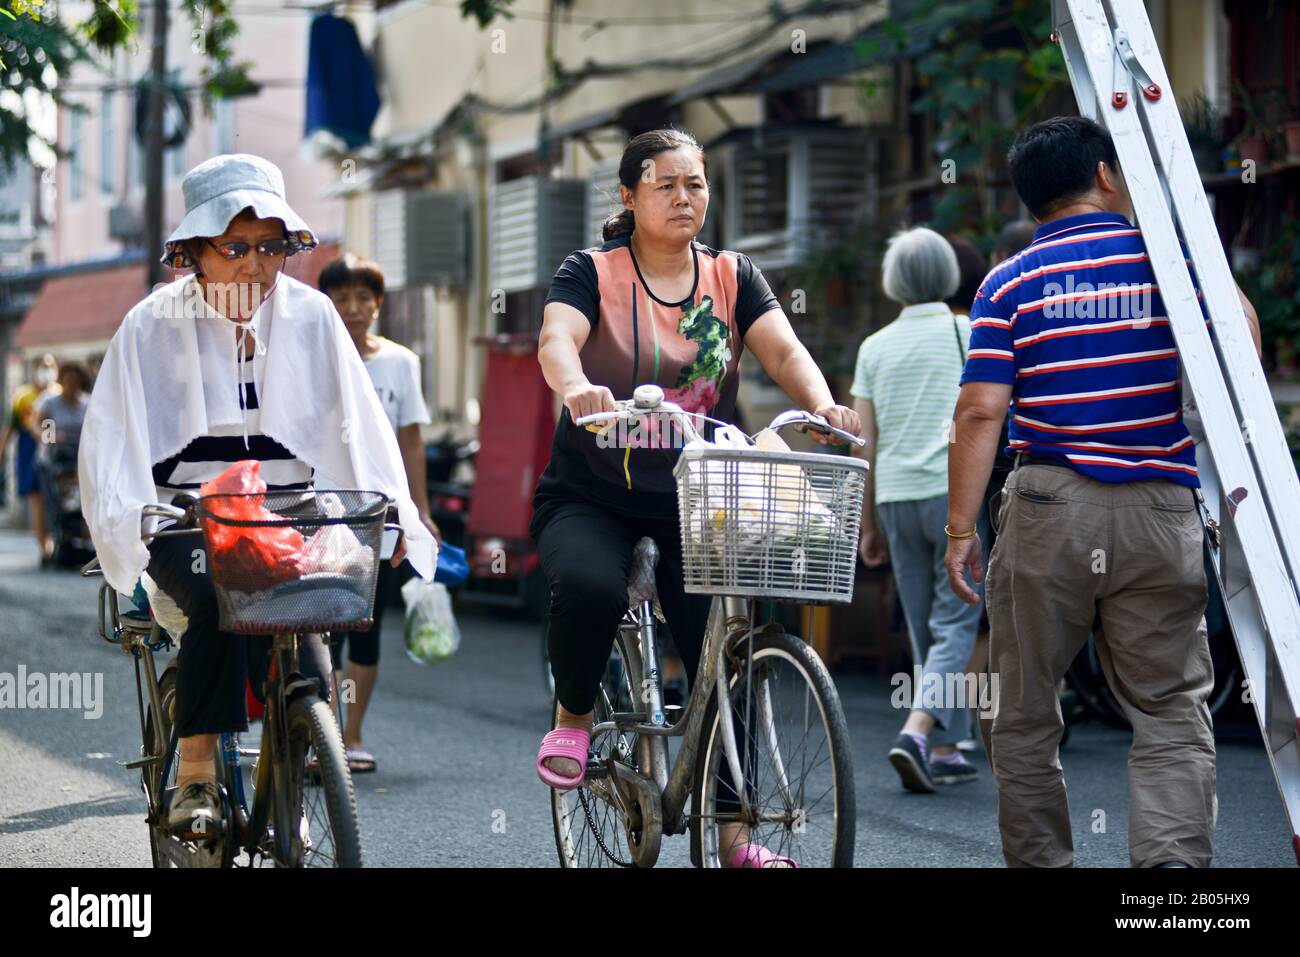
0, 527, 1293, 867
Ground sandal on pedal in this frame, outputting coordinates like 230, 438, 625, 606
727, 843, 798, 869
346, 747, 377, 773
536, 727, 591, 791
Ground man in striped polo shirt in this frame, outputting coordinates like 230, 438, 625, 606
945, 116, 1260, 868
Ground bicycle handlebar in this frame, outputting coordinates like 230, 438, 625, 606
573, 384, 867, 448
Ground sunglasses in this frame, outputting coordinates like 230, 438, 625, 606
205, 237, 293, 260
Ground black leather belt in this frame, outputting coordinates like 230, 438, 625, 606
1013, 452, 1071, 469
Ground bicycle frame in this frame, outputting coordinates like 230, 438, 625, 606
573, 388, 865, 858
588, 594, 756, 838
90, 568, 318, 866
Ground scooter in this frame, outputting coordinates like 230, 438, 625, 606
45, 442, 94, 569
425, 432, 477, 551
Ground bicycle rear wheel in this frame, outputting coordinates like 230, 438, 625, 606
273, 693, 363, 867
551, 624, 651, 868
693, 628, 855, 868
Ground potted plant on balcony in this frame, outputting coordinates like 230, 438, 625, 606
1183, 93, 1227, 175
1232, 82, 1284, 167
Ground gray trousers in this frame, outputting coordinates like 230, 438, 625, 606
877, 493, 987, 745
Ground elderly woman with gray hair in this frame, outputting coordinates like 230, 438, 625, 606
850, 226, 987, 793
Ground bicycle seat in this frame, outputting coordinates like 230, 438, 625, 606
627, 537, 661, 614
119, 607, 155, 635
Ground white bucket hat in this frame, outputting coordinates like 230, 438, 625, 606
161, 153, 318, 268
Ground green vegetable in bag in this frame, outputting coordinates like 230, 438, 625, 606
401, 577, 461, 665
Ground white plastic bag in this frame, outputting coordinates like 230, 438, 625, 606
683, 425, 835, 550
401, 576, 461, 665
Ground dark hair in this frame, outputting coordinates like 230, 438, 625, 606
602, 128, 707, 242
57, 360, 92, 392
993, 219, 1037, 262
318, 253, 386, 299
1007, 116, 1119, 219
944, 234, 986, 313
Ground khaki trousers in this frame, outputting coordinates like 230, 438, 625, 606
983, 462, 1217, 868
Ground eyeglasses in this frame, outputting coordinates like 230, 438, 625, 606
205, 237, 293, 260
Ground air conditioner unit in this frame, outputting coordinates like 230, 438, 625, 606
371, 190, 470, 290
489, 176, 586, 294
722, 126, 868, 272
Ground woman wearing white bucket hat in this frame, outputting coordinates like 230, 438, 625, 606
78, 153, 437, 839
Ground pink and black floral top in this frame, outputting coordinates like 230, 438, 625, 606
535, 235, 780, 517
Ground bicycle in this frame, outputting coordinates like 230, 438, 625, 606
549, 384, 867, 868
83, 488, 400, 868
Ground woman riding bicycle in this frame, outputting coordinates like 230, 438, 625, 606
78, 154, 436, 839
532, 128, 860, 868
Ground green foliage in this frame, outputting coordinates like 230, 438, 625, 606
871, 0, 1068, 240
1182, 92, 1225, 150
180, 0, 256, 106
0, 0, 103, 171
1244, 214, 1300, 349
460, 0, 514, 29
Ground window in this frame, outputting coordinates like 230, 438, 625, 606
68, 110, 84, 203
100, 91, 116, 195
735, 148, 790, 236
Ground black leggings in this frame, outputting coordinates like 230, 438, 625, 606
145, 531, 332, 738
329, 559, 395, 669
535, 497, 712, 716
535, 496, 757, 817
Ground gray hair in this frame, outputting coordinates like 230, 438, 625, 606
881, 227, 960, 306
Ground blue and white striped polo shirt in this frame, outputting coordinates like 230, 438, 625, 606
961, 211, 1203, 488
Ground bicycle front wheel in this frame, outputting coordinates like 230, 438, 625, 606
693, 628, 855, 868
272, 693, 363, 867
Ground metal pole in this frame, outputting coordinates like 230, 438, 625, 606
144, 0, 169, 290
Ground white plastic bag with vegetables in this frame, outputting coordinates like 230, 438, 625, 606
682, 425, 835, 551
401, 576, 461, 664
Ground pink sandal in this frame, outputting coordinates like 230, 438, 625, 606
536, 727, 592, 791
727, 843, 798, 869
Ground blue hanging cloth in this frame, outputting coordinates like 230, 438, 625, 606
305, 13, 381, 148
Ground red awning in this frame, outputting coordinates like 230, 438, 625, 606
15, 243, 342, 352
14, 262, 152, 351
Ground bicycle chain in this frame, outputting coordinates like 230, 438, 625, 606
576, 784, 633, 868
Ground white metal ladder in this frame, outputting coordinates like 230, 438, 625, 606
1052, 0, 1300, 865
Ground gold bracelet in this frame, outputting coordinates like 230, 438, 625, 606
944, 524, 978, 540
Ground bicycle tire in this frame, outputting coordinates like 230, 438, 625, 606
273, 693, 363, 868
693, 628, 855, 868
551, 624, 651, 868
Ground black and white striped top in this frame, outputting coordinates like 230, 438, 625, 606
152, 348, 314, 504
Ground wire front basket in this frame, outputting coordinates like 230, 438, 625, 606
196, 489, 388, 635
673, 447, 867, 604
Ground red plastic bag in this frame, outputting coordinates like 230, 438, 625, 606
200, 461, 306, 589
